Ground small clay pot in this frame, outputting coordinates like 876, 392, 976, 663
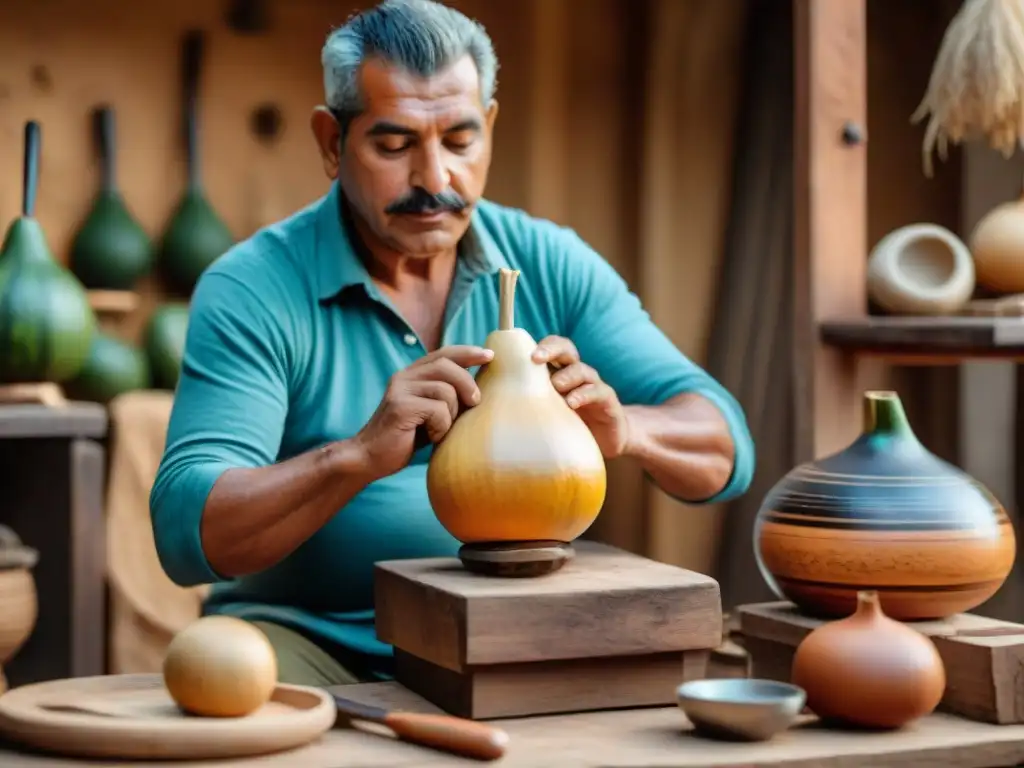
754, 390, 1015, 620
0, 525, 39, 664
792, 590, 945, 729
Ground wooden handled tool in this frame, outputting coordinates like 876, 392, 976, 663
331, 693, 509, 761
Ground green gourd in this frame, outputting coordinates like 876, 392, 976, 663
158, 30, 233, 297
69, 106, 153, 290
65, 331, 150, 404
145, 303, 189, 390
0, 121, 96, 384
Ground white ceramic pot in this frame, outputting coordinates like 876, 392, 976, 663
866, 224, 975, 315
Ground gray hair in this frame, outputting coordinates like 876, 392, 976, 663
322, 0, 499, 119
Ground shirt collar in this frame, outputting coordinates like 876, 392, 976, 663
315, 181, 508, 303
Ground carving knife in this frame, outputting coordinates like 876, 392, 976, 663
330, 693, 509, 761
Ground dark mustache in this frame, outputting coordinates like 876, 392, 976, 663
385, 187, 468, 215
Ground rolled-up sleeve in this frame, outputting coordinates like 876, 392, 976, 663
551, 228, 755, 505
149, 268, 290, 587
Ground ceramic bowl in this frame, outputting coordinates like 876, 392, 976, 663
676, 678, 806, 742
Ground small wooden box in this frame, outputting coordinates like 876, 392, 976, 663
739, 601, 1024, 725
374, 541, 722, 719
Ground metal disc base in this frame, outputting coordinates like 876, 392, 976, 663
458, 540, 575, 578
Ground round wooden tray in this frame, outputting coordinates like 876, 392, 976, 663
0, 673, 336, 760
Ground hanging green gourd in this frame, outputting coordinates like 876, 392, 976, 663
65, 332, 150, 404
69, 105, 153, 290
0, 121, 96, 384
158, 30, 234, 297
145, 303, 189, 391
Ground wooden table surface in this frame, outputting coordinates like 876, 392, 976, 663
2, 681, 1024, 767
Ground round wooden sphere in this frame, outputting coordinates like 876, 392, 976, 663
867, 224, 975, 315
163, 616, 278, 718
970, 197, 1024, 294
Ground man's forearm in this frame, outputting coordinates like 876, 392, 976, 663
201, 439, 375, 578
622, 393, 736, 502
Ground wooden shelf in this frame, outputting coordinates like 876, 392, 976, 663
820, 316, 1024, 364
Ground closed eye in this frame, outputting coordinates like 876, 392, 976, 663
445, 132, 477, 152
376, 138, 413, 155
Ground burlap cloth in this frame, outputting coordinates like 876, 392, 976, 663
106, 391, 208, 674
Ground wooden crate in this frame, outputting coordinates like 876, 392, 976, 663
739, 600, 1024, 725
374, 541, 722, 720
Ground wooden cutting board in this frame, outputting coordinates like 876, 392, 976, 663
0, 673, 336, 760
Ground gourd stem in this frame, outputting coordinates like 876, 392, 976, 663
857, 590, 879, 607
182, 30, 204, 191
22, 121, 40, 218
856, 590, 881, 617
96, 106, 117, 194
498, 268, 520, 331
862, 390, 914, 437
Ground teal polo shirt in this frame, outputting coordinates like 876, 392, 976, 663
150, 181, 755, 678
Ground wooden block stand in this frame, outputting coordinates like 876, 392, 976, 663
739, 601, 1024, 725
374, 541, 722, 720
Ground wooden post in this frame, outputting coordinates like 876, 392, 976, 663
792, 0, 868, 462
526, 0, 569, 223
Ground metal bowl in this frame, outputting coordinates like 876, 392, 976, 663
676, 678, 806, 742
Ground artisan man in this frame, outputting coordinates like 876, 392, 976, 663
150, 0, 755, 687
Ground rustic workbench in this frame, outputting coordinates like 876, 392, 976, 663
0, 403, 108, 687
1, 681, 1024, 767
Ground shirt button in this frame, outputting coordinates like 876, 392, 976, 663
403, 333, 418, 346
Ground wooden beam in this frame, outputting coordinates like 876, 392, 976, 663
526, 0, 569, 222
792, 0, 868, 462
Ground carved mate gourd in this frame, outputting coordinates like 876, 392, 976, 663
755, 390, 1015, 620
791, 590, 946, 730
426, 268, 607, 551
0, 122, 95, 384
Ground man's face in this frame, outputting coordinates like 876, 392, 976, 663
312, 54, 498, 258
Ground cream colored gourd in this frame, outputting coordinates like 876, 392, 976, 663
427, 268, 607, 544
969, 193, 1024, 295
866, 224, 975, 315
163, 616, 277, 718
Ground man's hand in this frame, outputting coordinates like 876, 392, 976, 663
532, 336, 629, 459
354, 345, 494, 480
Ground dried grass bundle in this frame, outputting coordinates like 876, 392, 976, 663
913, 0, 1024, 177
